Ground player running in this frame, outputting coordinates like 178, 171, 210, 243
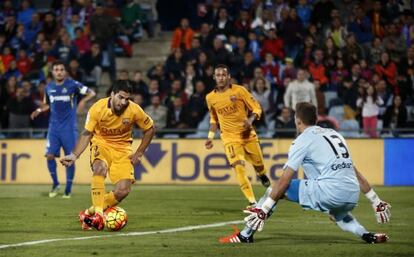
31, 60, 96, 198
60, 80, 155, 230
220, 102, 391, 244
205, 64, 271, 207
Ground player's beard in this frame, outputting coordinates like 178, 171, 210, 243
113, 103, 128, 116
55, 77, 64, 84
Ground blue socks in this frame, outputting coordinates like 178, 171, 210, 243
47, 159, 59, 188
65, 165, 75, 195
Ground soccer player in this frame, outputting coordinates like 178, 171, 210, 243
205, 64, 271, 207
60, 80, 155, 230
31, 60, 96, 198
220, 102, 391, 244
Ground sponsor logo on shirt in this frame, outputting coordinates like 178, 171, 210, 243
217, 105, 238, 116
122, 118, 130, 125
331, 162, 353, 171
49, 95, 71, 103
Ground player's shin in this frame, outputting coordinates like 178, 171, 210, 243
335, 214, 368, 237
47, 158, 59, 187
103, 191, 119, 210
234, 165, 256, 204
91, 175, 105, 215
65, 165, 75, 195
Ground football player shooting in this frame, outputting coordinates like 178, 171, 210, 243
31, 60, 96, 198
205, 64, 271, 207
220, 102, 391, 244
60, 80, 155, 230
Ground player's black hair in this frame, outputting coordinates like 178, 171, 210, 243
214, 64, 230, 74
51, 60, 66, 70
112, 80, 133, 94
295, 102, 317, 125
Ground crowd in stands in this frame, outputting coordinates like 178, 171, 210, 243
1, 0, 414, 139
0, 0, 155, 136
150, 0, 414, 138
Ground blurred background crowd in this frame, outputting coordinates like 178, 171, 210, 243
1, 0, 414, 138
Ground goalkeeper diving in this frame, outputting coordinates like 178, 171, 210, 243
220, 102, 391, 244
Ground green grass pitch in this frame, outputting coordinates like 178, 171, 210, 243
0, 185, 413, 257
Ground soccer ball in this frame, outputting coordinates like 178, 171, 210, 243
104, 206, 128, 231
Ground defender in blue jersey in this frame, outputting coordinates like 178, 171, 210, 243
31, 60, 96, 198
220, 102, 391, 244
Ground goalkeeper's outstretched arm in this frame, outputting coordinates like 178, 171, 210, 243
354, 166, 391, 223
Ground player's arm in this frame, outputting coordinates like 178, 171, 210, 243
130, 126, 155, 165
77, 88, 96, 114
60, 129, 93, 167
244, 166, 295, 232
240, 87, 262, 129
354, 166, 391, 223
205, 96, 219, 149
30, 91, 50, 119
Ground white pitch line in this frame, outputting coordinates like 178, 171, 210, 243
0, 220, 244, 250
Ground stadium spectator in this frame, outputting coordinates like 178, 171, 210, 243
311, 0, 336, 29
261, 52, 280, 87
260, 28, 284, 61
121, 0, 145, 42
24, 12, 42, 45
166, 97, 190, 138
209, 36, 231, 67
369, 37, 385, 66
234, 9, 251, 39
145, 94, 168, 134
52, 32, 78, 64
296, 0, 312, 28
383, 95, 407, 137
0, 76, 17, 129
308, 49, 329, 88
284, 69, 317, 111
17, 0, 35, 26
314, 80, 326, 115
89, 4, 119, 82
343, 33, 364, 66
187, 80, 208, 128
368, 1, 386, 38
347, 6, 373, 49
80, 43, 102, 87
325, 17, 347, 48
67, 59, 84, 83
72, 27, 92, 56
295, 35, 315, 68
357, 84, 383, 138
131, 70, 149, 100
251, 8, 276, 36
171, 18, 194, 51
16, 49, 32, 77
186, 37, 203, 64
212, 7, 234, 38
65, 14, 83, 41
164, 79, 188, 107
165, 48, 186, 80
280, 9, 304, 59
330, 59, 349, 90
273, 106, 295, 138
383, 23, 406, 62
42, 12, 60, 41
7, 85, 35, 138
374, 52, 398, 94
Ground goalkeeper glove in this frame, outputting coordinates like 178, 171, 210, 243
365, 189, 391, 223
243, 197, 275, 232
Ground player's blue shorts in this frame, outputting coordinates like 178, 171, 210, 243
46, 129, 77, 157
